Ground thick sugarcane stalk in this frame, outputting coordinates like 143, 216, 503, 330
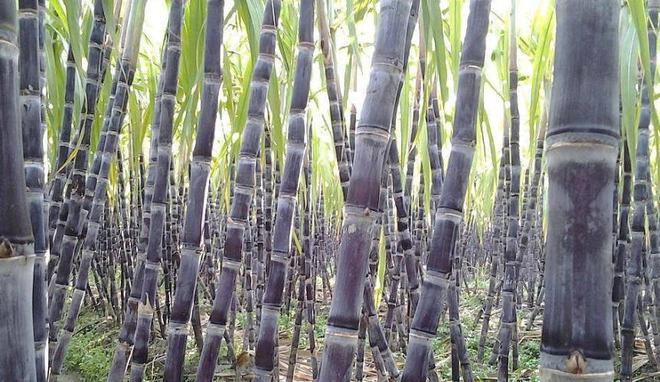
0, 0, 37, 378
401, 1, 491, 379
254, 3, 315, 378
319, 1, 416, 379
539, 1, 619, 380
496, 1, 521, 379
195, 2, 282, 380
18, 0, 46, 379
129, 1, 183, 380
48, 0, 107, 359
162, 1, 225, 380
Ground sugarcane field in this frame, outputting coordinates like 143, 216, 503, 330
2, 0, 660, 380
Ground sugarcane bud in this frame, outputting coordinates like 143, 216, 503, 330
138, 299, 154, 316
566, 350, 586, 374
0, 239, 13, 258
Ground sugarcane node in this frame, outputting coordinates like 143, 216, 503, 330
138, 299, 154, 316
0, 238, 14, 258
566, 350, 586, 374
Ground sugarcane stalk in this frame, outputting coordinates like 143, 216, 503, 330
18, 0, 47, 379
195, 2, 282, 380
539, 1, 619, 380
254, 4, 315, 377
319, 1, 417, 378
401, 1, 491, 379
129, 1, 183, 380
0, 0, 37, 378
162, 1, 225, 380
497, 1, 521, 378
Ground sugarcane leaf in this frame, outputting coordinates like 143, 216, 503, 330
422, 0, 450, 107
620, 6, 641, 158
448, 0, 465, 89
629, 0, 651, 87
64, 0, 85, 74
527, 2, 554, 160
